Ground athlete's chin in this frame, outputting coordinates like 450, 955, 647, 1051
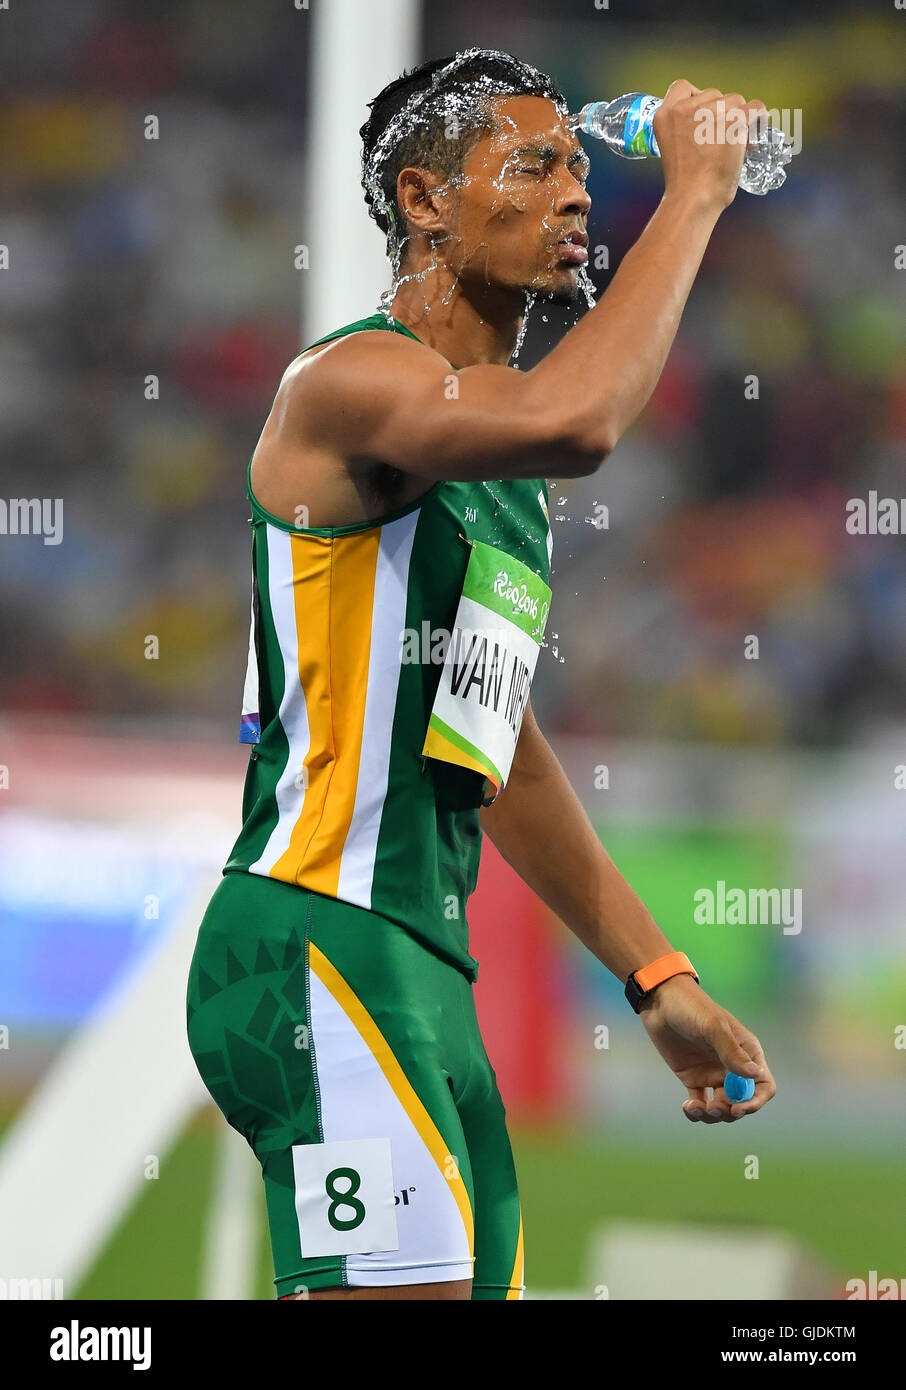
544, 283, 582, 307
529, 277, 581, 307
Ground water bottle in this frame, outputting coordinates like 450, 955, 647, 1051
569, 92, 792, 196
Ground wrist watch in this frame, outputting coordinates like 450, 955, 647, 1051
625, 950, 699, 1014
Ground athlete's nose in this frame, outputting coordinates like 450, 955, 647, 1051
554, 172, 591, 221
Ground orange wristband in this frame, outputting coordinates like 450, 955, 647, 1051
625, 951, 698, 1013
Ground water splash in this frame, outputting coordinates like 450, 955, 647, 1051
363, 47, 568, 282
577, 264, 597, 309
479, 470, 547, 571
362, 48, 595, 373
509, 290, 536, 365
378, 239, 448, 324
479, 477, 545, 543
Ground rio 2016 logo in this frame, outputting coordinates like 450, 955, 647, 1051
493, 571, 548, 628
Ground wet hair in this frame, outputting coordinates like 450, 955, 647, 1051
360, 48, 566, 260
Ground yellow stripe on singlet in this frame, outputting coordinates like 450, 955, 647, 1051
307, 941, 476, 1262
271, 529, 379, 893
506, 1212, 525, 1299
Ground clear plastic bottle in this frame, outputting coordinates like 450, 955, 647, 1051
569, 92, 793, 196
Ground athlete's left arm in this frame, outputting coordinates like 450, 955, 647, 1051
479, 700, 776, 1124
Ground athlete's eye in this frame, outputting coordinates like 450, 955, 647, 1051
516, 165, 545, 177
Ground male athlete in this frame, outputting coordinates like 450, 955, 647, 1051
187, 50, 776, 1301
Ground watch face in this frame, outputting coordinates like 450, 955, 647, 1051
624, 975, 645, 1014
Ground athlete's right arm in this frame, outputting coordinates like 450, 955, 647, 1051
283, 82, 762, 483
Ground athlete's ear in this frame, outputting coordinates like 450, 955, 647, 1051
396, 167, 453, 241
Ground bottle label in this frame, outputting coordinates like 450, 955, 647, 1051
624, 94, 661, 157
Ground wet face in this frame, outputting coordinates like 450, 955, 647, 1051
445, 95, 592, 305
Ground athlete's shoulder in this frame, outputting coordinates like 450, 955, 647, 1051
279, 315, 445, 400
268, 318, 452, 456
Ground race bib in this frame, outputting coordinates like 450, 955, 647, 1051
422, 540, 551, 797
291, 1137, 398, 1257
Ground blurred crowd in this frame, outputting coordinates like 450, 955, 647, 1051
2, 1, 905, 747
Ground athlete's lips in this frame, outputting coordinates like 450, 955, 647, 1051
555, 229, 589, 265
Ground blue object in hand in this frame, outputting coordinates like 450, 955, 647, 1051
724, 1072, 756, 1103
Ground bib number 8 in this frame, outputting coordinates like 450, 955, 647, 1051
325, 1166, 366, 1231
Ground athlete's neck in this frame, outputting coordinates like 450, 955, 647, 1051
388, 250, 526, 369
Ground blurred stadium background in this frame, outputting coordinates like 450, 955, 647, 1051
1, 0, 904, 1299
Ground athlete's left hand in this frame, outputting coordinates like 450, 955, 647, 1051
637, 973, 776, 1123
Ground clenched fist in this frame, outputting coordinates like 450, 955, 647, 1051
653, 79, 768, 211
